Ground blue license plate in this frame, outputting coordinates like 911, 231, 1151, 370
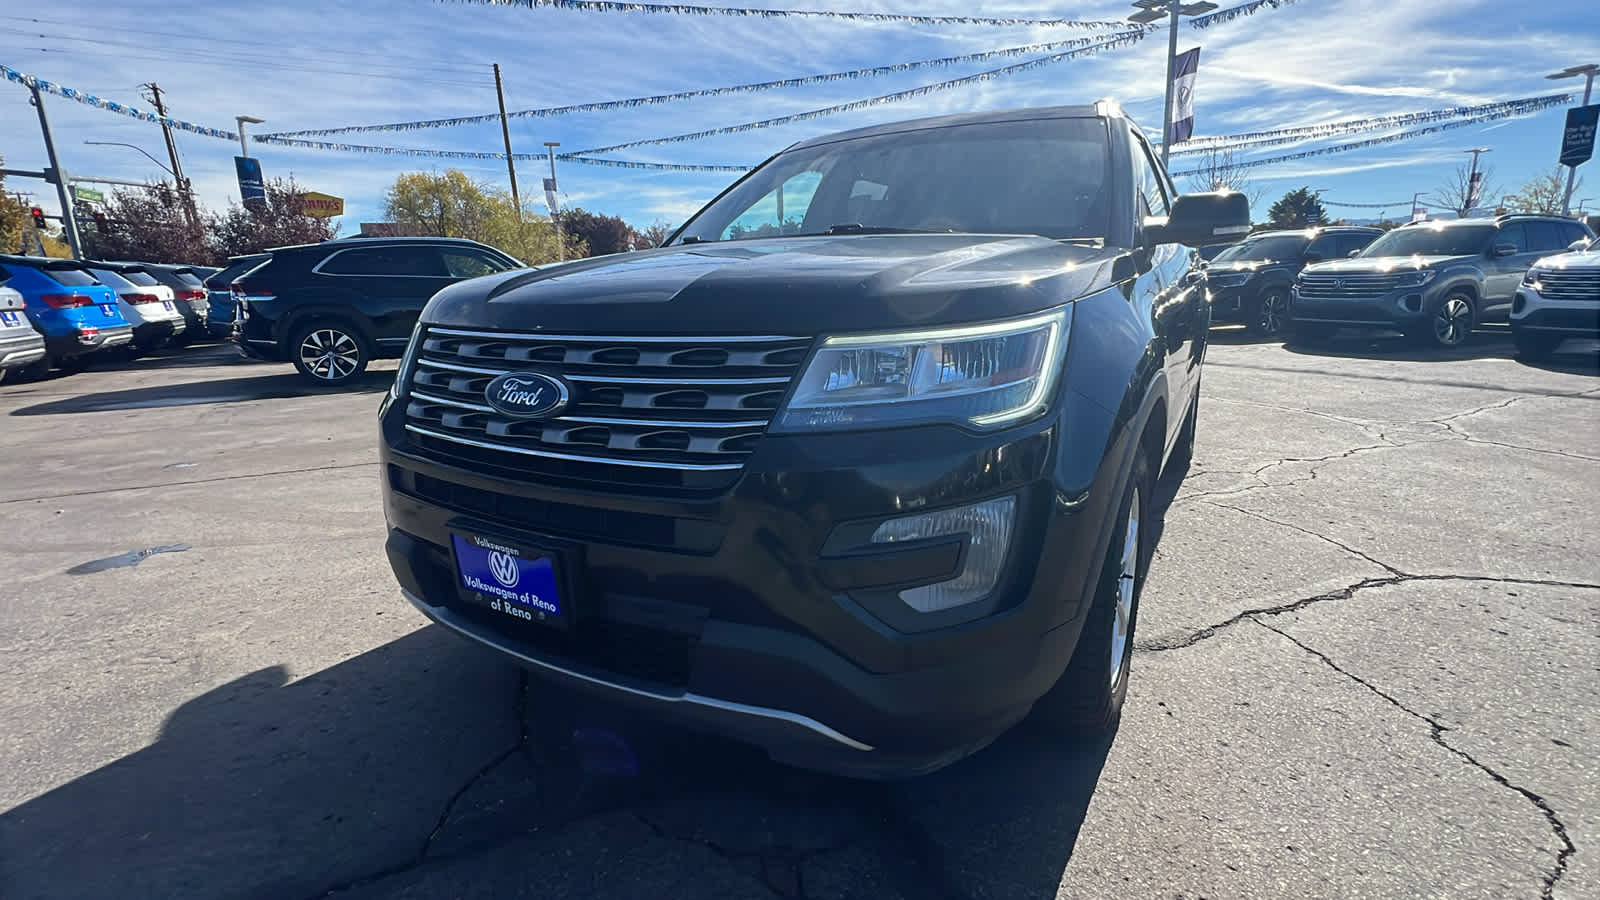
100, 304, 117, 317
164, 301, 175, 312
0, 310, 18, 326
451, 533, 565, 628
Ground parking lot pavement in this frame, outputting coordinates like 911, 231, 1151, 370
1, 332, 1596, 900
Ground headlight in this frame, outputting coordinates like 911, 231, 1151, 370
774, 307, 1070, 433
1392, 270, 1437, 288
1210, 271, 1254, 288
1522, 269, 1542, 288
389, 322, 425, 401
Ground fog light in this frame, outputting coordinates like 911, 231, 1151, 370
1401, 294, 1423, 312
1513, 294, 1526, 314
870, 496, 1016, 612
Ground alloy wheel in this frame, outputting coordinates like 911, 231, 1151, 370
1257, 292, 1289, 336
299, 328, 361, 381
1433, 297, 1473, 347
1109, 484, 1140, 689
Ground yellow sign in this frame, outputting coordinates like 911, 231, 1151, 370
300, 192, 345, 219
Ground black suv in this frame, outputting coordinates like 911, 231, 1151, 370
377, 105, 1248, 777
1289, 214, 1595, 347
1207, 226, 1381, 336
233, 237, 522, 384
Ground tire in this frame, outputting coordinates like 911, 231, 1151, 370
1512, 331, 1561, 362
1030, 450, 1152, 736
290, 320, 371, 386
1414, 291, 1475, 349
1246, 288, 1290, 337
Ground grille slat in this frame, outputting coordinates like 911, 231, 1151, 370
1297, 273, 1405, 300
1533, 268, 1600, 302
404, 327, 812, 489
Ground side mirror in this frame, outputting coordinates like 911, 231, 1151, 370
1347, 249, 1362, 258
1144, 191, 1252, 248
1492, 243, 1518, 257
1569, 239, 1591, 252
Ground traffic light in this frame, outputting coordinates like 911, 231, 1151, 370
30, 207, 46, 229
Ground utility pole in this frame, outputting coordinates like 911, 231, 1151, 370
1128, 0, 1217, 167
544, 142, 564, 261
142, 82, 199, 233
1546, 63, 1598, 216
1463, 147, 1491, 217
28, 83, 82, 258
493, 64, 522, 221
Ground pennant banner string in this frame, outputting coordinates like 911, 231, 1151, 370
1172, 93, 1572, 154
571, 30, 1149, 155
1190, 0, 1307, 30
2, 63, 239, 140
259, 33, 1122, 138
450, 0, 1132, 29
1320, 198, 1415, 209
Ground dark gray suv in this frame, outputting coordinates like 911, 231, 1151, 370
1288, 215, 1594, 348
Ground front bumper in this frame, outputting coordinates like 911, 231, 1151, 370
1511, 286, 1600, 335
0, 331, 46, 370
1289, 284, 1438, 330
380, 405, 1124, 777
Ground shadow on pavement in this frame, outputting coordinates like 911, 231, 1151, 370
9, 370, 395, 415
1, 623, 1116, 900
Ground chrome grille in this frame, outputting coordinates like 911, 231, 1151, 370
403, 327, 811, 489
1296, 273, 1404, 300
1533, 268, 1600, 301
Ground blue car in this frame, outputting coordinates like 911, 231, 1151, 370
0, 255, 134, 375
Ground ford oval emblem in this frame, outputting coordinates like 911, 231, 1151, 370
484, 372, 569, 419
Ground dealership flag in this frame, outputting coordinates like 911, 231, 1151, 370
1170, 48, 1200, 144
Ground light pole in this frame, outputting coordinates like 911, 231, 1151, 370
544, 142, 564, 261
235, 116, 265, 158
83, 140, 175, 176
1463, 147, 1491, 217
1128, 0, 1217, 167
1547, 64, 1598, 216
1576, 197, 1594, 213
1412, 191, 1426, 221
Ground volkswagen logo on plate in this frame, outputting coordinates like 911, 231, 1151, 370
487, 551, 520, 588
1333, 279, 1346, 290
484, 371, 569, 419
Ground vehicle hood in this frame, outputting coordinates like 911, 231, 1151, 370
425, 234, 1125, 334
1301, 255, 1466, 275
1531, 249, 1600, 270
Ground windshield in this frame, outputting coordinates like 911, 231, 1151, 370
89, 269, 135, 292
119, 269, 162, 287
42, 265, 100, 287
673, 117, 1111, 244
1212, 235, 1309, 263
1360, 225, 1495, 258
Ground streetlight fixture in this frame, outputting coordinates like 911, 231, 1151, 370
1128, 0, 1218, 167
83, 140, 174, 176
235, 116, 265, 158
1547, 64, 1598, 215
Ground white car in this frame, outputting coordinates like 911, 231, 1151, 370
0, 283, 47, 384
86, 263, 187, 353
1511, 236, 1600, 361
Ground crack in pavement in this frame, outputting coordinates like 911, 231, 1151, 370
1253, 618, 1575, 900
629, 810, 810, 899
304, 671, 530, 899
1202, 500, 1406, 577
0, 461, 380, 505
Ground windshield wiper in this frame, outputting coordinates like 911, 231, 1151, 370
817, 224, 947, 236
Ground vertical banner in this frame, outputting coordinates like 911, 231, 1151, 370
542, 176, 559, 214
235, 156, 266, 203
1467, 169, 1484, 210
1171, 47, 1201, 144
1560, 104, 1599, 167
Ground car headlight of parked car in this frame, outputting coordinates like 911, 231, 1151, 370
773, 307, 1070, 433
1209, 271, 1254, 288
1522, 268, 1542, 289
1392, 270, 1437, 288
389, 322, 425, 402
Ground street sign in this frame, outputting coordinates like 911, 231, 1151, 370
71, 185, 104, 204
1560, 105, 1599, 167
235, 156, 266, 203
300, 191, 344, 219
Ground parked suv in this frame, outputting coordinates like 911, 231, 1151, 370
233, 237, 522, 385
1289, 214, 1595, 348
85, 262, 187, 353
203, 253, 269, 337
0, 255, 133, 375
1208, 226, 1381, 336
0, 283, 47, 384
378, 104, 1249, 777
136, 264, 211, 345
1511, 236, 1599, 360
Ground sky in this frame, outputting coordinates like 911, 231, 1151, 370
3, 0, 1598, 235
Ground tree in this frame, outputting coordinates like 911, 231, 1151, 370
1427, 160, 1500, 219
1183, 148, 1263, 208
1266, 187, 1328, 228
382, 170, 578, 265
209, 177, 338, 257
1507, 167, 1584, 215
558, 207, 637, 256
80, 181, 212, 264
636, 219, 675, 249
0, 157, 25, 254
